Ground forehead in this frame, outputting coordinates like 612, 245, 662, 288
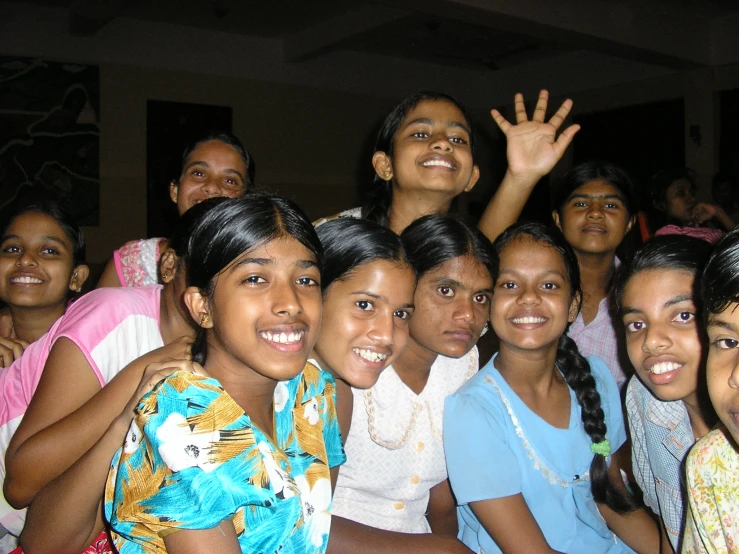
186, 140, 243, 165
709, 302, 739, 324
499, 237, 566, 274
567, 179, 625, 201
420, 254, 491, 287
399, 100, 468, 129
622, 268, 695, 306
3, 212, 71, 244
227, 235, 316, 267
326, 259, 415, 296
667, 177, 693, 193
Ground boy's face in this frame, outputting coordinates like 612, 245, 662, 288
706, 302, 739, 443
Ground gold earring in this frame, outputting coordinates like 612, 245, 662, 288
199, 313, 210, 326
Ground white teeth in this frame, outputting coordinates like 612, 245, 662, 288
11, 276, 42, 284
353, 348, 388, 363
650, 362, 682, 375
512, 317, 546, 324
260, 331, 303, 344
421, 160, 453, 169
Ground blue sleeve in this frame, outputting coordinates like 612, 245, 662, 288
587, 355, 626, 455
318, 371, 346, 469
443, 392, 521, 504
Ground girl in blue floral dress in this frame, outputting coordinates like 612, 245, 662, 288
105, 195, 345, 553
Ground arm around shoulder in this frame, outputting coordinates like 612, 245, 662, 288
95, 256, 123, 288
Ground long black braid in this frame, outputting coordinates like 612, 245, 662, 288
494, 222, 636, 513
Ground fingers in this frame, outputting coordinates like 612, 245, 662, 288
0, 337, 26, 368
531, 90, 549, 123
513, 92, 527, 124
552, 124, 581, 158
548, 98, 574, 130
490, 109, 511, 133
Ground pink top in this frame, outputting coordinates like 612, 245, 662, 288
655, 225, 724, 245
113, 238, 167, 287
0, 285, 164, 540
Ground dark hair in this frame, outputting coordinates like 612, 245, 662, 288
553, 161, 637, 216
362, 91, 475, 226
1, 199, 85, 265
176, 131, 255, 192
493, 221, 636, 513
400, 215, 496, 281
701, 227, 739, 319
711, 172, 734, 201
649, 167, 695, 210
185, 194, 323, 364
317, 218, 412, 291
613, 235, 712, 313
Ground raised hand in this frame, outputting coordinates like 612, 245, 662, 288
491, 90, 580, 181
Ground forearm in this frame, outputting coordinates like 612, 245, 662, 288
715, 208, 735, 231
327, 516, 468, 554
21, 416, 131, 554
478, 170, 538, 242
599, 504, 659, 554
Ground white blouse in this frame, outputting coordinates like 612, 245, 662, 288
332, 348, 478, 533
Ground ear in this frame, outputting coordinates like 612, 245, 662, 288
372, 151, 393, 182
169, 180, 179, 205
568, 291, 581, 323
625, 213, 636, 235
552, 210, 563, 232
159, 248, 178, 284
463, 165, 481, 193
183, 286, 213, 329
68, 264, 90, 293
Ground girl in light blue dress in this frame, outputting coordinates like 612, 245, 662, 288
443, 222, 659, 554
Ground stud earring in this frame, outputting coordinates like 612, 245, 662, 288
199, 313, 211, 326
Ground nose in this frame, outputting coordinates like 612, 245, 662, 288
727, 354, 739, 391
515, 284, 541, 307
587, 203, 605, 220
272, 281, 303, 317
201, 176, 221, 197
367, 311, 394, 345
430, 133, 453, 153
641, 321, 671, 353
453, 296, 475, 323
16, 251, 38, 268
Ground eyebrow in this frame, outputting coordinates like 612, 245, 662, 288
622, 294, 694, 316
404, 117, 471, 135
185, 160, 246, 183
228, 257, 318, 272
567, 193, 625, 203
1, 234, 68, 248
431, 277, 494, 295
497, 268, 566, 280
707, 319, 739, 333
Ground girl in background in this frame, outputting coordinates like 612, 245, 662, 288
551, 161, 638, 390
313, 218, 416, 439
648, 168, 734, 244
96, 131, 254, 287
683, 228, 739, 553
614, 236, 714, 552
328, 215, 495, 554
317, 89, 579, 244
444, 222, 658, 554
105, 194, 343, 553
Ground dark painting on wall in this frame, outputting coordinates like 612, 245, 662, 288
0, 56, 100, 225
146, 100, 232, 239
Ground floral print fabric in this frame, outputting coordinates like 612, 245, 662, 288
683, 427, 739, 554
114, 238, 166, 287
105, 362, 345, 553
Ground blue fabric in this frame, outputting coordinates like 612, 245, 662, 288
444, 354, 634, 554
625, 375, 694, 551
105, 362, 345, 553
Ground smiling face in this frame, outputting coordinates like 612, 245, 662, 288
621, 268, 702, 402
190, 236, 322, 384
0, 212, 83, 310
492, 237, 578, 354
409, 254, 492, 359
552, 179, 634, 256
664, 177, 696, 224
705, 303, 739, 443
375, 99, 480, 200
313, 259, 416, 389
169, 139, 248, 216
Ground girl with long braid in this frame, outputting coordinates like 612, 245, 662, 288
443, 222, 659, 553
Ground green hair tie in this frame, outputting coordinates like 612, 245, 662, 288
590, 440, 611, 457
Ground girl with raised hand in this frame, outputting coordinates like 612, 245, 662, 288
313, 218, 417, 439
551, 161, 638, 390
612, 236, 715, 553
316, 89, 579, 243
682, 228, 739, 553
96, 131, 254, 288
1, 200, 207, 549
328, 215, 495, 554
444, 222, 659, 554
103, 194, 343, 553
0, 200, 89, 368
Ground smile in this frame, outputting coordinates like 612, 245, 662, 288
649, 362, 683, 375
259, 330, 304, 345
352, 348, 388, 363
10, 276, 43, 284
511, 317, 546, 324
420, 159, 454, 169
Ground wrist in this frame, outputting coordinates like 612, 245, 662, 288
500, 169, 540, 193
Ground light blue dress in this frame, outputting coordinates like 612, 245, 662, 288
443, 354, 634, 554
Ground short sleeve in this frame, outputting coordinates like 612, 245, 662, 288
625, 377, 660, 515
108, 372, 271, 541
443, 392, 521, 504
318, 371, 346, 469
587, 355, 626, 454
